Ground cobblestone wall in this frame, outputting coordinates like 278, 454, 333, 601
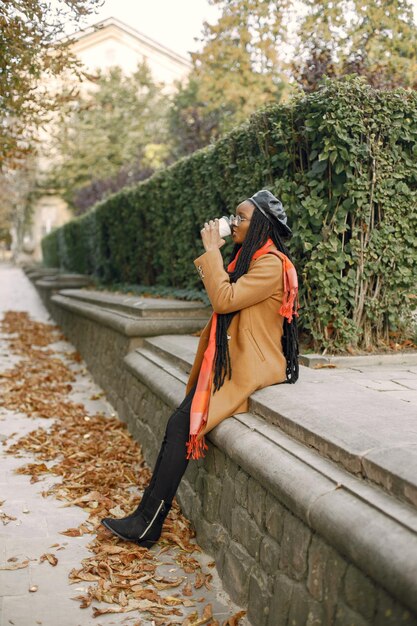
47, 304, 143, 414
120, 377, 417, 626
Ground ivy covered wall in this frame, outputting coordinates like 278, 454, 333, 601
42, 77, 417, 351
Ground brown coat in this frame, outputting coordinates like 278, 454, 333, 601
186, 244, 287, 441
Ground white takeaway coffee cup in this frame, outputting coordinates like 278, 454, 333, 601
217, 216, 232, 238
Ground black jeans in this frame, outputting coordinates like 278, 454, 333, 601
147, 383, 197, 504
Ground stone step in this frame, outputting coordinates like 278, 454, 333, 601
58, 288, 211, 319
140, 334, 417, 509
144, 334, 200, 372
124, 347, 188, 410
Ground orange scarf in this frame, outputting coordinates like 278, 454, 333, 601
185, 238, 298, 460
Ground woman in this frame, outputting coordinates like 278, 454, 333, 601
101, 189, 299, 548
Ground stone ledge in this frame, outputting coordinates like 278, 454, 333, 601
138, 335, 417, 509
222, 418, 417, 615
124, 349, 187, 405
249, 380, 417, 508
124, 342, 417, 615
25, 267, 62, 280
51, 293, 208, 337
145, 335, 201, 372
58, 288, 210, 319
300, 352, 417, 367
36, 275, 93, 290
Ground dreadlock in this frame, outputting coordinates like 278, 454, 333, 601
212, 208, 299, 392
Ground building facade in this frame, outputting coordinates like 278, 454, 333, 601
27, 17, 191, 261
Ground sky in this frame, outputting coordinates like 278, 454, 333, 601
63, 0, 417, 60
63, 0, 222, 59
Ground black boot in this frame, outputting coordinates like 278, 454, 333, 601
101, 491, 171, 548
107, 432, 171, 524
118, 436, 169, 520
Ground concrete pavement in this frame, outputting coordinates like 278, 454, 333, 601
0, 263, 250, 626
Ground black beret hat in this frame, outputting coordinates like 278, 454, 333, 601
247, 189, 292, 239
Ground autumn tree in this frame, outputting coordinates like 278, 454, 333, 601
45, 63, 170, 213
167, 78, 226, 159
166, 0, 417, 157
0, 157, 39, 255
176, 0, 290, 141
292, 0, 417, 92
0, 0, 104, 172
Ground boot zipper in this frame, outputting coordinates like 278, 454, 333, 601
138, 500, 164, 539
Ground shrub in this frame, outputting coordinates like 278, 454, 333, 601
42, 76, 417, 352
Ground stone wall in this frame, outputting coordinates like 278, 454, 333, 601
117, 375, 417, 626
49, 302, 142, 413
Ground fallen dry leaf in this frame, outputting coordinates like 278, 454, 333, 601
222, 610, 247, 625
181, 604, 213, 626
0, 560, 29, 570
194, 571, 212, 591
313, 363, 337, 369
0, 310, 239, 623
90, 392, 104, 400
182, 582, 193, 596
60, 527, 84, 537
39, 553, 58, 566
0, 511, 17, 525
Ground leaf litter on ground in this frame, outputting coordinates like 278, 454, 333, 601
0, 310, 246, 626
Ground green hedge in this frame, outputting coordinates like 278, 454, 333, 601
42, 76, 417, 352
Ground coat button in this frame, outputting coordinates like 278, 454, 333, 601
197, 264, 205, 279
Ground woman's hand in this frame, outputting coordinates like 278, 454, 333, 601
201, 219, 226, 252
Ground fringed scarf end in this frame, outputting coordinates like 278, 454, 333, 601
279, 291, 299, 323
186, 434, 209, 460
268, 248, 299, 324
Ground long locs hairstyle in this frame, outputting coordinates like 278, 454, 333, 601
213, 208, 299, 392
